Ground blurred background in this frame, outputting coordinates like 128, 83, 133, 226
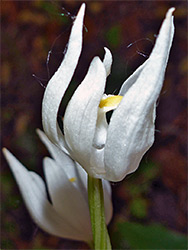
1, 1, 187, 249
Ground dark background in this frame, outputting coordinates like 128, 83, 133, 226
1, 1, 187, 249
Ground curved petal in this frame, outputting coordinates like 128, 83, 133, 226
42, 4, 85, 149
43, 157, 92, 239
2, 148, 90, 241
104, 8, 175, 181
103, 47, 112, 77
64, 56, 106, 176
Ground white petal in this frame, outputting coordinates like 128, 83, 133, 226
42, 4, 85, 149
104, 8, 175, 181
64, 56, 106, 176
103, 47, 113, 76
2, 148, 90, 241
43, 157, 92, 238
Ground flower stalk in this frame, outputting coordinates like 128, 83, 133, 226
88, 175, 112, 249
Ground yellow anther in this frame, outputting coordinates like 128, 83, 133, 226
69, 177, 76, 182
99, 95, 123, 109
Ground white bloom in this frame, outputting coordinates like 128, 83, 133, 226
3, 129, 113, 242
42, 4, 175, 182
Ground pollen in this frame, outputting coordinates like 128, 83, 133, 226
99, 95, 123, 109
69, 177, 76, 182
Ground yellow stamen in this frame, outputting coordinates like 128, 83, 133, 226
99, 95, 123, 108
69, 177, 76, 182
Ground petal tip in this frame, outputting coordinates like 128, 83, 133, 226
36, 128, 45, 141
2, 147, 11, 160
81, 3, 86, 10
36, 128, 40, 134
78, 3, 86, 18
2, 147, 7, 154
103, 47, 113, 76
93, 56, 103, 66
166, 7, 175, 18
2, 148, 9, 160
36, 128, 43, 137
104, 47, 110, 53
43, 156, 52, 165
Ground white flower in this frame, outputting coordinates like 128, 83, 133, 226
2, 129, 113, 242
42, 4, 175, 182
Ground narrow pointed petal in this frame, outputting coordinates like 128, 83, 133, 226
43, 157, 92, 239
64, 56, 106, 176
2, 148, 90, 241
104, 8, 175, 181
42, 4, 85, 149
103, 47, 112, 76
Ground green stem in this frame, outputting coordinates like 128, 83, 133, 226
88, 175, 112, 250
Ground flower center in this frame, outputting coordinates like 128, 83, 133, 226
69, 177, 76, 182
92, 95, 123, 150
99, 95, 123, 110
